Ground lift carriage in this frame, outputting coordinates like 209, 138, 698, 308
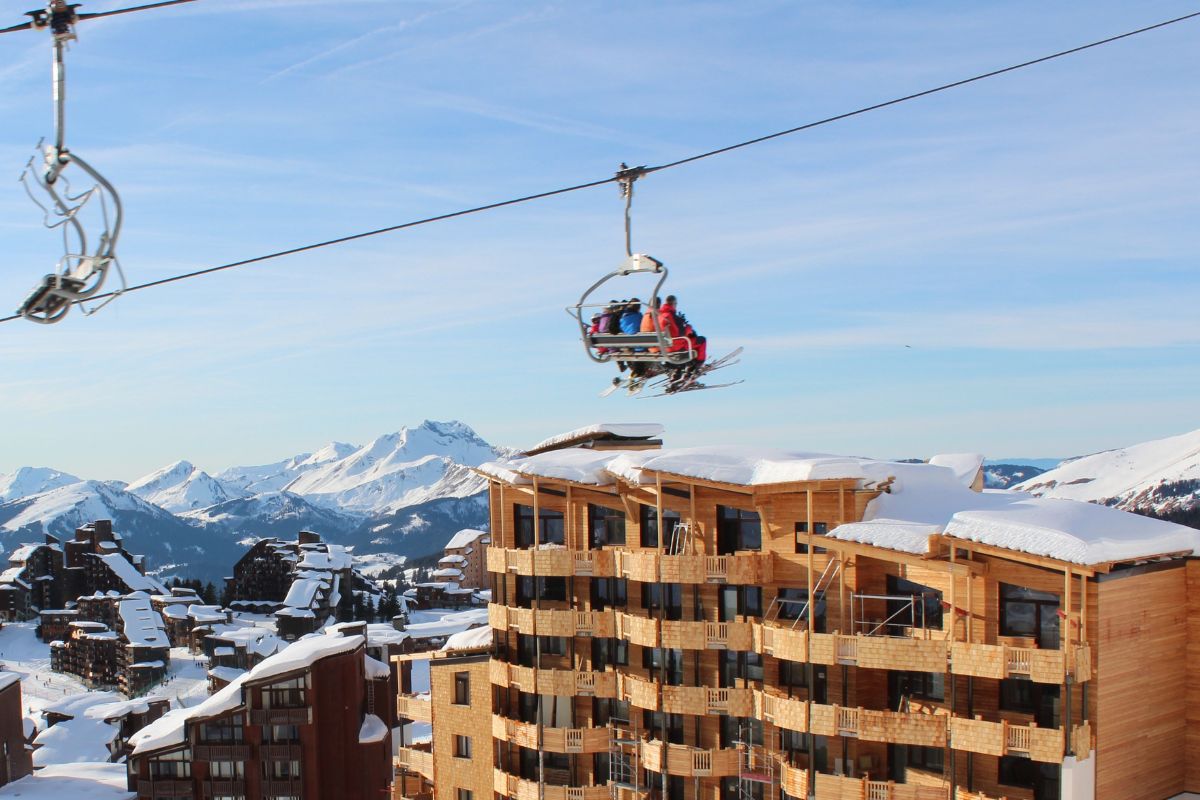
569, 253, 695, 366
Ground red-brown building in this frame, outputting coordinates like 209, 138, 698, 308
0, 672, 34, 787
127, 629, 394, 800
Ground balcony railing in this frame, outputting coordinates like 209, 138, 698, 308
760, 693, 809, 733
488, 548, 616, 577
948, 717, 1063, 763
492, 769, 610, 800
813, 773, 949, 800
491, 714, 609, 754
395, 747, 435, 780
612, 551, 773, 585
658, 686, 755, 717
949, 641, 1070, 684
396, 695, 432, 723
636, 740, 740, 778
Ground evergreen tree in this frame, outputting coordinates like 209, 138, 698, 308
201, 581, 217, 604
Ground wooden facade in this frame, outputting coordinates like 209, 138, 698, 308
464, 449, 1200, 800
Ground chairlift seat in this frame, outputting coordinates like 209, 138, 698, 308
19, 273, 84, 316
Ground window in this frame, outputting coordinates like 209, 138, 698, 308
454, 735, 472, 758
778, 731, 828, 771
774, 588, 826, 632
889, 670, 945, 703
514, 504, 565, 548
1000, 679, 1059, 728
906, 745, 944, 772
454, 671, 470, 705
641, 647, 685, 685
719, 716, 762, 748
516, 576, 567, 607
719, 651, 763, 687
149, 748, 191, 779
999, 678, 1035, 713
588, 504, 626, 548
267, 724, 300, 742
639, 505, 681, 549
457, 790, 474, 800
718, 586, 762, 620
717, 506, 761, 553
592, 637, 629, 668
794, 522, 828, 554
642, 710, 685, 743
886, 575, 943, 631
591, 578, 628, 611
210, 761, 245, 779
200, 718, 243, 743
998, 755, 1036, 788
264, 760, 301, 779
593, 698, 630, 726
263, 676, 306, 709
642, 583, 683, 620
539, 636, 567, 656
1000, 583, 1060, 649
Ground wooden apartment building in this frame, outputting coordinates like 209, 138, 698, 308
448, 430, 1200, 800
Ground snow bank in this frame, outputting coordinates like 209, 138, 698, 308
0, 762, 132, 799
929, 453, 985, 487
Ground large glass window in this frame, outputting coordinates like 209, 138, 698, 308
1000, 583, 1060, 649
593, 698, 630, 725
210, 761, 245, 779
639, 505, 681, 549
719, 651, 763, 687
642, 710, 685, 743
794, 521, 828, 554
773, 588, 825, 632
200, 718, 243, 743
718, 586, 762, 620
588, 504, 626, 548
591, 578, 627, 611
592, 637, 629, 668
888, 670, 945, 704
642, 583, 683, 620
886, 575, 944, 631
516, 576, 567, 607
454, 671, 470, 705
263, 677, 306, 709
641, 648, 684, 686
149, 749, 191, 779
717, 506, 761, 553
514, 504, 565, 548
719, 716, 762, 748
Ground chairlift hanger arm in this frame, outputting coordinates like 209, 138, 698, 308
0, 0, 196, 37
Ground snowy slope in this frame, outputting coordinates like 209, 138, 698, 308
216, 442, 356, 494
1015, 428, 1200, 514
0, 467, 81, 503
127, 460, 248, 513
182, 491, 360, 540
0, 481, 165, 534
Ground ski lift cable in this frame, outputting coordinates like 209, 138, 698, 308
1, 8, 1197, 325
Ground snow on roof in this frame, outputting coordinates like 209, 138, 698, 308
442, 625, 492, 651
42, 692, 124, 719
95, 553, 164, 594
276, 607, 316, 618
118, 596, 169, 648
0, 672, 20, 693
161, 604, 189, 620
828, 460, 1200, 565
0, 567, 26, 584
359, 713, 388, 743
208, 666, 247, 684
438, 554, 468, 565
405, 607, 489, 639
297, 546, 352, 571
431, 568, 464, 579
7, 544, 40, 563
479, 449, 625, 486
187, 605, 227, 623
929, 453, 985, 487
214, 646, 235, 656
364, 654, 390, 679
527, 423, 664, 453
133, 634, 366, 755
363, 623, 410, 647
607, 446, 893, 486
0, 762, 133, 800
84, 696, 166, 722
283, 577, 325, 609
34, 714, 117, 767
444, 529, 489, 550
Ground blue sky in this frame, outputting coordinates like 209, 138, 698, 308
1, 0, 1198, 482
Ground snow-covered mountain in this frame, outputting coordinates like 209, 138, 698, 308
983, 464, 1047, 490
126, 460, 248, 513
0, 467, 81, 503
0, 420, 502, 581
1014, 428, 1200, 514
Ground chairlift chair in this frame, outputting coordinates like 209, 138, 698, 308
569, 253, 695, 365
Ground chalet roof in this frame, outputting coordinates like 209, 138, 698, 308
480, 444, 1200, 568
444, 528, 489, 550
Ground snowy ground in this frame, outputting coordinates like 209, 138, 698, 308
0, 623, 90, 723
0, 762, 133, 799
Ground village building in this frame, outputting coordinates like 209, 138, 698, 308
434, 529, 491, 590
128, 629, 395, 800
0, 672, 34, 788
49, 592, 171, 695
449, 426, 1200, 800
36, 692, 170, 765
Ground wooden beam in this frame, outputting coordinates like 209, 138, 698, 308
656, 474, 664, 553
937, 535, 1099, 576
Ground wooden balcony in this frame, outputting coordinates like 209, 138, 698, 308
808, 704, 947, 749
949, 641, 1075, 684
396, 695, 432, 723
760, 693, 809, 733
491, 715, 609, 754
493, 769, 610, 800
490, 605, 609, 638
395, 748, 435, 781
637, 740, 740, 778
621, 675, 661, 711
614, 551, 773, 585
659, 686, 755, 717
487, 547, 615, 577
615, 613, 661, 648
203, 780, 247, 797
948, 717, 1063, 763
758, 622, 808, 662
192, 744, 249, 760
659, 620, 754, 651
955, 790, 1007, 800
138, 780, 194, 799
814, 773, 949, 800
490, 661, 619, 698
778, 762, 809, 798
810, 633, 948, 674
